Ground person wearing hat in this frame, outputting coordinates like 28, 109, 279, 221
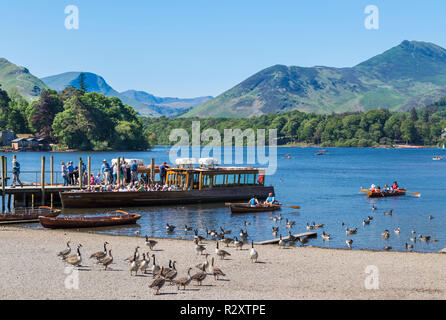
11, 158, 23, 188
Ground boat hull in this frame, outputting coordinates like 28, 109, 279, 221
39, 214, 141, 229
366, 189, 406, 198
230, 205, 281, 214
60, 186, 275, 208
0, 207, 61, 223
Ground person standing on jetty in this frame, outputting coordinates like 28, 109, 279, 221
11, 158, 23, 188
101, 159, 111, 185
67, 161, 74, 185
61, 161, 68, 186
159, 161, 168, 185
130, 160, 138, 184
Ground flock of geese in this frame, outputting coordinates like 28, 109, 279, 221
56, 229, 260, 295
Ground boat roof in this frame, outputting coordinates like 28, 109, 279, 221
167, 166, 265, 174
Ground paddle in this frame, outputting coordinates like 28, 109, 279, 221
115, 210, 130, 215
360, 189, 421, 197
225, 202, 301, 209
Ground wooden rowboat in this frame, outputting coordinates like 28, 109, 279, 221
366, 189, 406, 198
230, 204, 282, 214
0, 207, 61, 224
39, 213, 141, 229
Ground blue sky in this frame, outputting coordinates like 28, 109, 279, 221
1, 0, 446, 97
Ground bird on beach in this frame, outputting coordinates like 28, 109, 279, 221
98, 249, 113, 271
219, 235, 233, 247
63, 244, 82, 262
215, 241, 231, 260
383, 246, 392, 251
298, 237, 308, 246
165, 261, 178, 284
194, 239, 206, 255
125, 246, 140, 262
90, 241, 109, 260
149, 270, 166, 295
210, 257, 226, 281
145, 236, 158, 250
233, 237, 244, 250
278, 234, 286, 249
129, 252, 139, 276
346, 239, 353, 249
250, 241, 259, 263
191, 270, 207, 286
287, 231, 296, 246
166, 223, 176, 232
194, 230, 205, 243
66, 244, 82, 267
173, 268, 193, 290
151, 254, 160, 278
57, 241, 71, 259
138, 253, 150, 274
196, 253, 210, 272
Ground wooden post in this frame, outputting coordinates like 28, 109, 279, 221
79, 158, 83, 189
88, 156, 91, 186
7, 194, 11, 211
1, 156, 5, 213
150, 158, 155, 184
50, 156, 54, 186
117, 157, 121, 185
31, 193, 35, 209
50, 193, 54, 209
41, 156, 45, 206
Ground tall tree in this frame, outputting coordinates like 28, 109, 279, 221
78, 72, 87, 93
410, 107, 419, 122
30, 89, 63, 139
0, 84, 11, 129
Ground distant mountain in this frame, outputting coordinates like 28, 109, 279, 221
41, 72, 212, 117
185, 40, 446, 118
0, 58, 48, 99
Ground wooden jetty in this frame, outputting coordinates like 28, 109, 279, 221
255, 232, 317, 245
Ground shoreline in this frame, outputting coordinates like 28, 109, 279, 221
1, 226, 445, 300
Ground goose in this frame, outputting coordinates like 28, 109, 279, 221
381, 230, 390, 239
411, 229, 416, 235
215, 241, 231, 260
363, 219, 370, 226
63, 244, 82, 262
210, 257, 225, 281
341, 222, 345, 227
272, 226, 279, 233
57, 241, 71, 259
138, 253, 150, 274
149, 269, 166, 295
239, 229, 248, 239
194, 239, 206, 255
286, 219, 295, 228
277, 214, 283, 222
383, 246, 392, 251
306, 223, 315, 231
90, 241, 109, 260
273, 216, 278, 223
368, 216, 374, 220
405, 243, 414, 250
372, 205, 377, 211
394, 227, 401, 234
161, 260, 173, 277
165, 261, 178, 284
206, 229, 216, 237
298, 237, 308, 246
145, 236, 158, 250
194, 230, 205, 242
278, 234, 286, 249
233, 237, 244, 250
384, 209, 393, 216
66, 245, 82, 267
250, 241, 258, 263
428, 215, 434, 220
191, 270, 207, 286
419, 235, 431, 242
244, 221, 251, 226
184, 225, 193, 232
346, 228, 358, 235
124, 246, 140, 262
219, 235, 233, 247
98, 249, 113, 271
196, 253, 210, 271
173, 268, 193, 290
166, 223, 176, 232
346, 239, 353, 249
220, 227, 231, 235
288, 231, 296, 246
312, 222, 324, 229
134, 230, 140, 236
129, 252, 139, 276
151, 254, 161, 278
321, 231, 331, 241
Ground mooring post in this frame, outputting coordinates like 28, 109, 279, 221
117, 157, 121, 185
79, 157, 83, 189
151, 158, 155, 184
88, 156, 91, 186
1, 156, 5, 213
41, 156, 45, 206
50, 156, 54, 186
31, 193, 35, 209
7, 194, 11, 212
50, 193, 54, 209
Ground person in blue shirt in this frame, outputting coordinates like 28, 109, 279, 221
265, 193, 276, 206
159, 162, 168, 185
11, 158, 23, 188
67, 161, 74, 185
101, 160, 111, 185
248, 196, 259, 207
130, 160, 138, 183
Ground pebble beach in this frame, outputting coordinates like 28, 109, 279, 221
1, 226, 445, 300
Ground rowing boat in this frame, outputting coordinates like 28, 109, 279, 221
0, 207, 61, 224
39, 213, 141, 229
230, 204, 282, 214
366, 189, 406, 198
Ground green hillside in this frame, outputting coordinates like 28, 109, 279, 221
0, 58, 48, 100
185, 41, 446, 118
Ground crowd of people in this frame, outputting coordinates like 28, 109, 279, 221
369, 181, 400, 193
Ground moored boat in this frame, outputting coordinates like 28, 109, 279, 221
0, 207, 61, 224
230, 204, 282, 214
366, 189, 406, 198
39, 213, 141, 229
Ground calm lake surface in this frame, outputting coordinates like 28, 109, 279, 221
1, 146, 445, 252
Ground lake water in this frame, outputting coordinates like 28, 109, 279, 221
1, 146, 445, 253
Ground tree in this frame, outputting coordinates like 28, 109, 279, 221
410, 107, 419, 122
0, 84, 11, 129
400, 119, 417, 144
78, 72, 88, 93
30, 89, 63, 139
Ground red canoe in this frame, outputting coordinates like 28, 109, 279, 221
39, 214, 141, 229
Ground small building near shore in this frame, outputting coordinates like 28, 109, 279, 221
11, 136, 51, 151
0, 130, 16, 146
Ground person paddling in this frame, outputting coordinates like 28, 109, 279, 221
248, 196, 259, 207
264, 193, 276, 206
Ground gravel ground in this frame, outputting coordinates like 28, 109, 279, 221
1, 226, 445, 300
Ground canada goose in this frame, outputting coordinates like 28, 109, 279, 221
428, 215, 434, 220
244, 221, 251, 226
66, 245, 82, 267
161, 260, 173, 277
410, 236, 417, 243
411, 229, 416, 235
394, 227, 400, 234
125, 246, 140, 262
166, 223, 176, 232
99, 249, 113, 270
286, 219, 295, 228
151, 254, 160, 278
58, 241, 71, 259
381, 230, 390, 239
206, 229, 216, 237
277, 214, 283, 222
233, 237, 244, 250
273, 216, 278, 223
129, 252, 139, 276
149, 270, 166, 295
196, 253, 210, 271
134, 231, 140, 236
220, 227, 231, 235
191, 270, 207, 286
272, 226, 279, 233
368, 216, 374, 220
90, 241, 109, 260
215, 241, 231, 260
384, 209, 393, 216
240, 229, 248, 239
278, 234, 286, 249
250, 241, 258, 263
195, 239, 206, 255
341, 222, 345, 227
145, 236, 158, 250
372, 205, 377, 211
220, 236, 233, 247
165, 261, 178, 284
63, 244, 82, 261
346, 228, 357, 235
321, 231, 331, 241
210, 257, 225, 281
306, 223, 314, 231
405, 243, 414, 250
184, 225, 193, 232
298, 237, 308, 246
419, 235, 431, 242
194, 230, 205, 242
363, 219, 370, 226
288, 231, 296, 246
138, 253, 150, 274
173, 267, 193, 290
346, 239, 353, 249
312, 222, 324, 229
383, 246, 392, 251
